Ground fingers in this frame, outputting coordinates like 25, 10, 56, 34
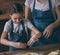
45, 31, 50, 38
17, 43, 27, 48
43, 30, 51, 38
27, 39, 33, 46
27, 38, 38, 46
21, 43, 27, 48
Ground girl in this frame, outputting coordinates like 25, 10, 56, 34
1, 3, 42, 51
25, 0, 60, 47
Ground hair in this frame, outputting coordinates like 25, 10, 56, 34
9, 2, 23, 15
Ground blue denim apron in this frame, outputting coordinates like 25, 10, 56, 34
30, 0, 60, 47
9, 20, 28, 51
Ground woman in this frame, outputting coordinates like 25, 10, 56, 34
25, 0, 60, 47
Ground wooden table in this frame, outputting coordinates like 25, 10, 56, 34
0, 44, 60, 55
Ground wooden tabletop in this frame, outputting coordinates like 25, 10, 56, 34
0, 43, 60, 55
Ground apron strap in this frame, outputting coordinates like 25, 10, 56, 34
32, 0, 36, 11
11, 20, 14, 32
21, 20, 26, 33
48, 0, 52, 10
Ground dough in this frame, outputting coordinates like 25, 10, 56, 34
23, 52, 39, 55
48, 50, 60, 55
24, 53, 32, 55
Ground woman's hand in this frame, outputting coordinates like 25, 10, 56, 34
43, 25, 54, 38
11, 42, 27, 48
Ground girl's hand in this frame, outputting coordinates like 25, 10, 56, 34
27, 37, 39, 46
27, 31, 42, 46
11, 42, 27, 48
43, 25, 54, 38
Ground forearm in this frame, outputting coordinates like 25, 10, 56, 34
51, 5, 60, 28
27, 32, 42, 46
1, 39, 15, 47
53, 19, 60, 27
31, 32, 42, 40
48, 19, 60, 29
1, 39, 27, 48
25, 6, 31, 19
30, 26, 42, 40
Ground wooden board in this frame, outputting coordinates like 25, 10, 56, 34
0, 44, 60, 55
